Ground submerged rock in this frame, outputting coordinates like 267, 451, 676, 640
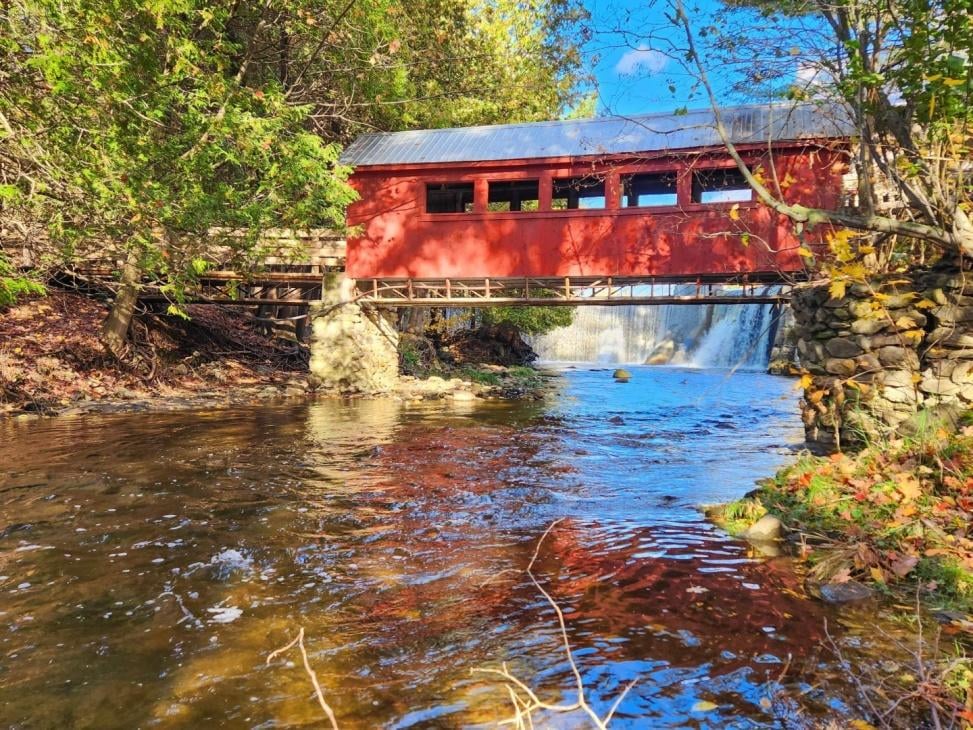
817, 581, 875, 604
742, 514, 782, 541
613, 369, 632, 381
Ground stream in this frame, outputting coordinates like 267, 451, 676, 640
0, 366, 910, 728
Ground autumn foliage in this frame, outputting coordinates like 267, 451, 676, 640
751, 428, 973, 608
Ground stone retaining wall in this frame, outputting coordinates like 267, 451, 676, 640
792, 268, 973, 451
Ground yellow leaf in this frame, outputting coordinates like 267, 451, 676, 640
943, 78, 966, 87
692, 701, 718, 712
896, 475, 922, 501
850, 721, 879, 730
830, 279, 847, 300
916, 298, 937, 309
729, 203, 740, 221
870, 566, 886, 583
797, 373, 814, 390
797, 246, 814, 258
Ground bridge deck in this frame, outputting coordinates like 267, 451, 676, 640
136, 274, 791, 307
352, 275, 791, 307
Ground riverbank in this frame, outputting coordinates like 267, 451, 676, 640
707, 425, 973, 726
712, 426, 973, 613
0, 291, 554, 419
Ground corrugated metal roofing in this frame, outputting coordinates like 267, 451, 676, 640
340, 103, 851, 167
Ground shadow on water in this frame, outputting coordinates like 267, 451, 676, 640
0, 367, 913, 728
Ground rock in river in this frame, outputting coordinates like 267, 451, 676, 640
818, 581, 875, 604
613, 369, 632, 381
742, 514, 782, 541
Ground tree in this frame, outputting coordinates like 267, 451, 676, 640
482, 302, 574, 336
602, 0, 972, 273
0, 0, 590, 356
2, 1, 357, 355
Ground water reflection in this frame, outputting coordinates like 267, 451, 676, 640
0, 369, 908, 728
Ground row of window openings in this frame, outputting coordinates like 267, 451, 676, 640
425, 170, 753, 214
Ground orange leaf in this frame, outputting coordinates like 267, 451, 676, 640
890, 555, 918, 578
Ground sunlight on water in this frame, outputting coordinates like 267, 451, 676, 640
0, 370, 913, 728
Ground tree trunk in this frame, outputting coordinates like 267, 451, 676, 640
101, 250, 141, 358
954, 208, 973, 260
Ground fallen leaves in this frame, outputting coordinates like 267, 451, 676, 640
760, 431, 973, 602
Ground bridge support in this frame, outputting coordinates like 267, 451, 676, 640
308, 275, 399, 394
792, 268, 973, 452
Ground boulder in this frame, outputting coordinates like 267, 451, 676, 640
817, 581, 875, 604
442, 323, 537, 366
932, 305, 973, 325
882, 385, 918, 404
613, 368, 632, 381
742, 514, 782, 541
880, 369, 916, 389
928, 327, 973, 348
645, 339, 676, 365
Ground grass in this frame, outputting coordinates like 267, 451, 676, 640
457, 366, 503, 386
713, 424, 973, 611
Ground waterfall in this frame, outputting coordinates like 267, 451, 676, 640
530, 286, 780, 369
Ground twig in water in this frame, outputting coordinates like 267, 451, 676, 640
472, 519, 637, 729
266, 626, 340, 730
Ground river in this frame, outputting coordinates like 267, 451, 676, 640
0, 366, 909, 728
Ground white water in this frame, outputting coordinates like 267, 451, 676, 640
530, 287, 780, 369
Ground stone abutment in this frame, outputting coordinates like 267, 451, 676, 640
308, 276, 399, 393
792, 267, 973, 452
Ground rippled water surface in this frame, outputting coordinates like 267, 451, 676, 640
0, 367, 906, 728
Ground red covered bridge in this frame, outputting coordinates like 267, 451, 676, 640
340, 104, 851, 306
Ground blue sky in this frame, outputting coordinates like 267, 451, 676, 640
580, 0, 768, 116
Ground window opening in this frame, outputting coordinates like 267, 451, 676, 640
621, 172, 678, 208
487, 180, 539, 212
552, 177, 606, 210
692, 168, 753, 204
426, 183, 474, 213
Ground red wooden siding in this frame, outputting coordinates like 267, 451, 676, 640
345, 144, 846, 281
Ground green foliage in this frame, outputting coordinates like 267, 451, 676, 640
482, 290, 575, 336
709, 497, 767, 535
700, 0, 973, 261
458, 366, 502, 386
1, 0, 589, 305
0, 253, 45, 309
401, 346, 420, 371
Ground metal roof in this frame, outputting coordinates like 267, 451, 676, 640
340, 103, 852, 167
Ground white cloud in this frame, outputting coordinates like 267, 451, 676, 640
615, 45, 669, 76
